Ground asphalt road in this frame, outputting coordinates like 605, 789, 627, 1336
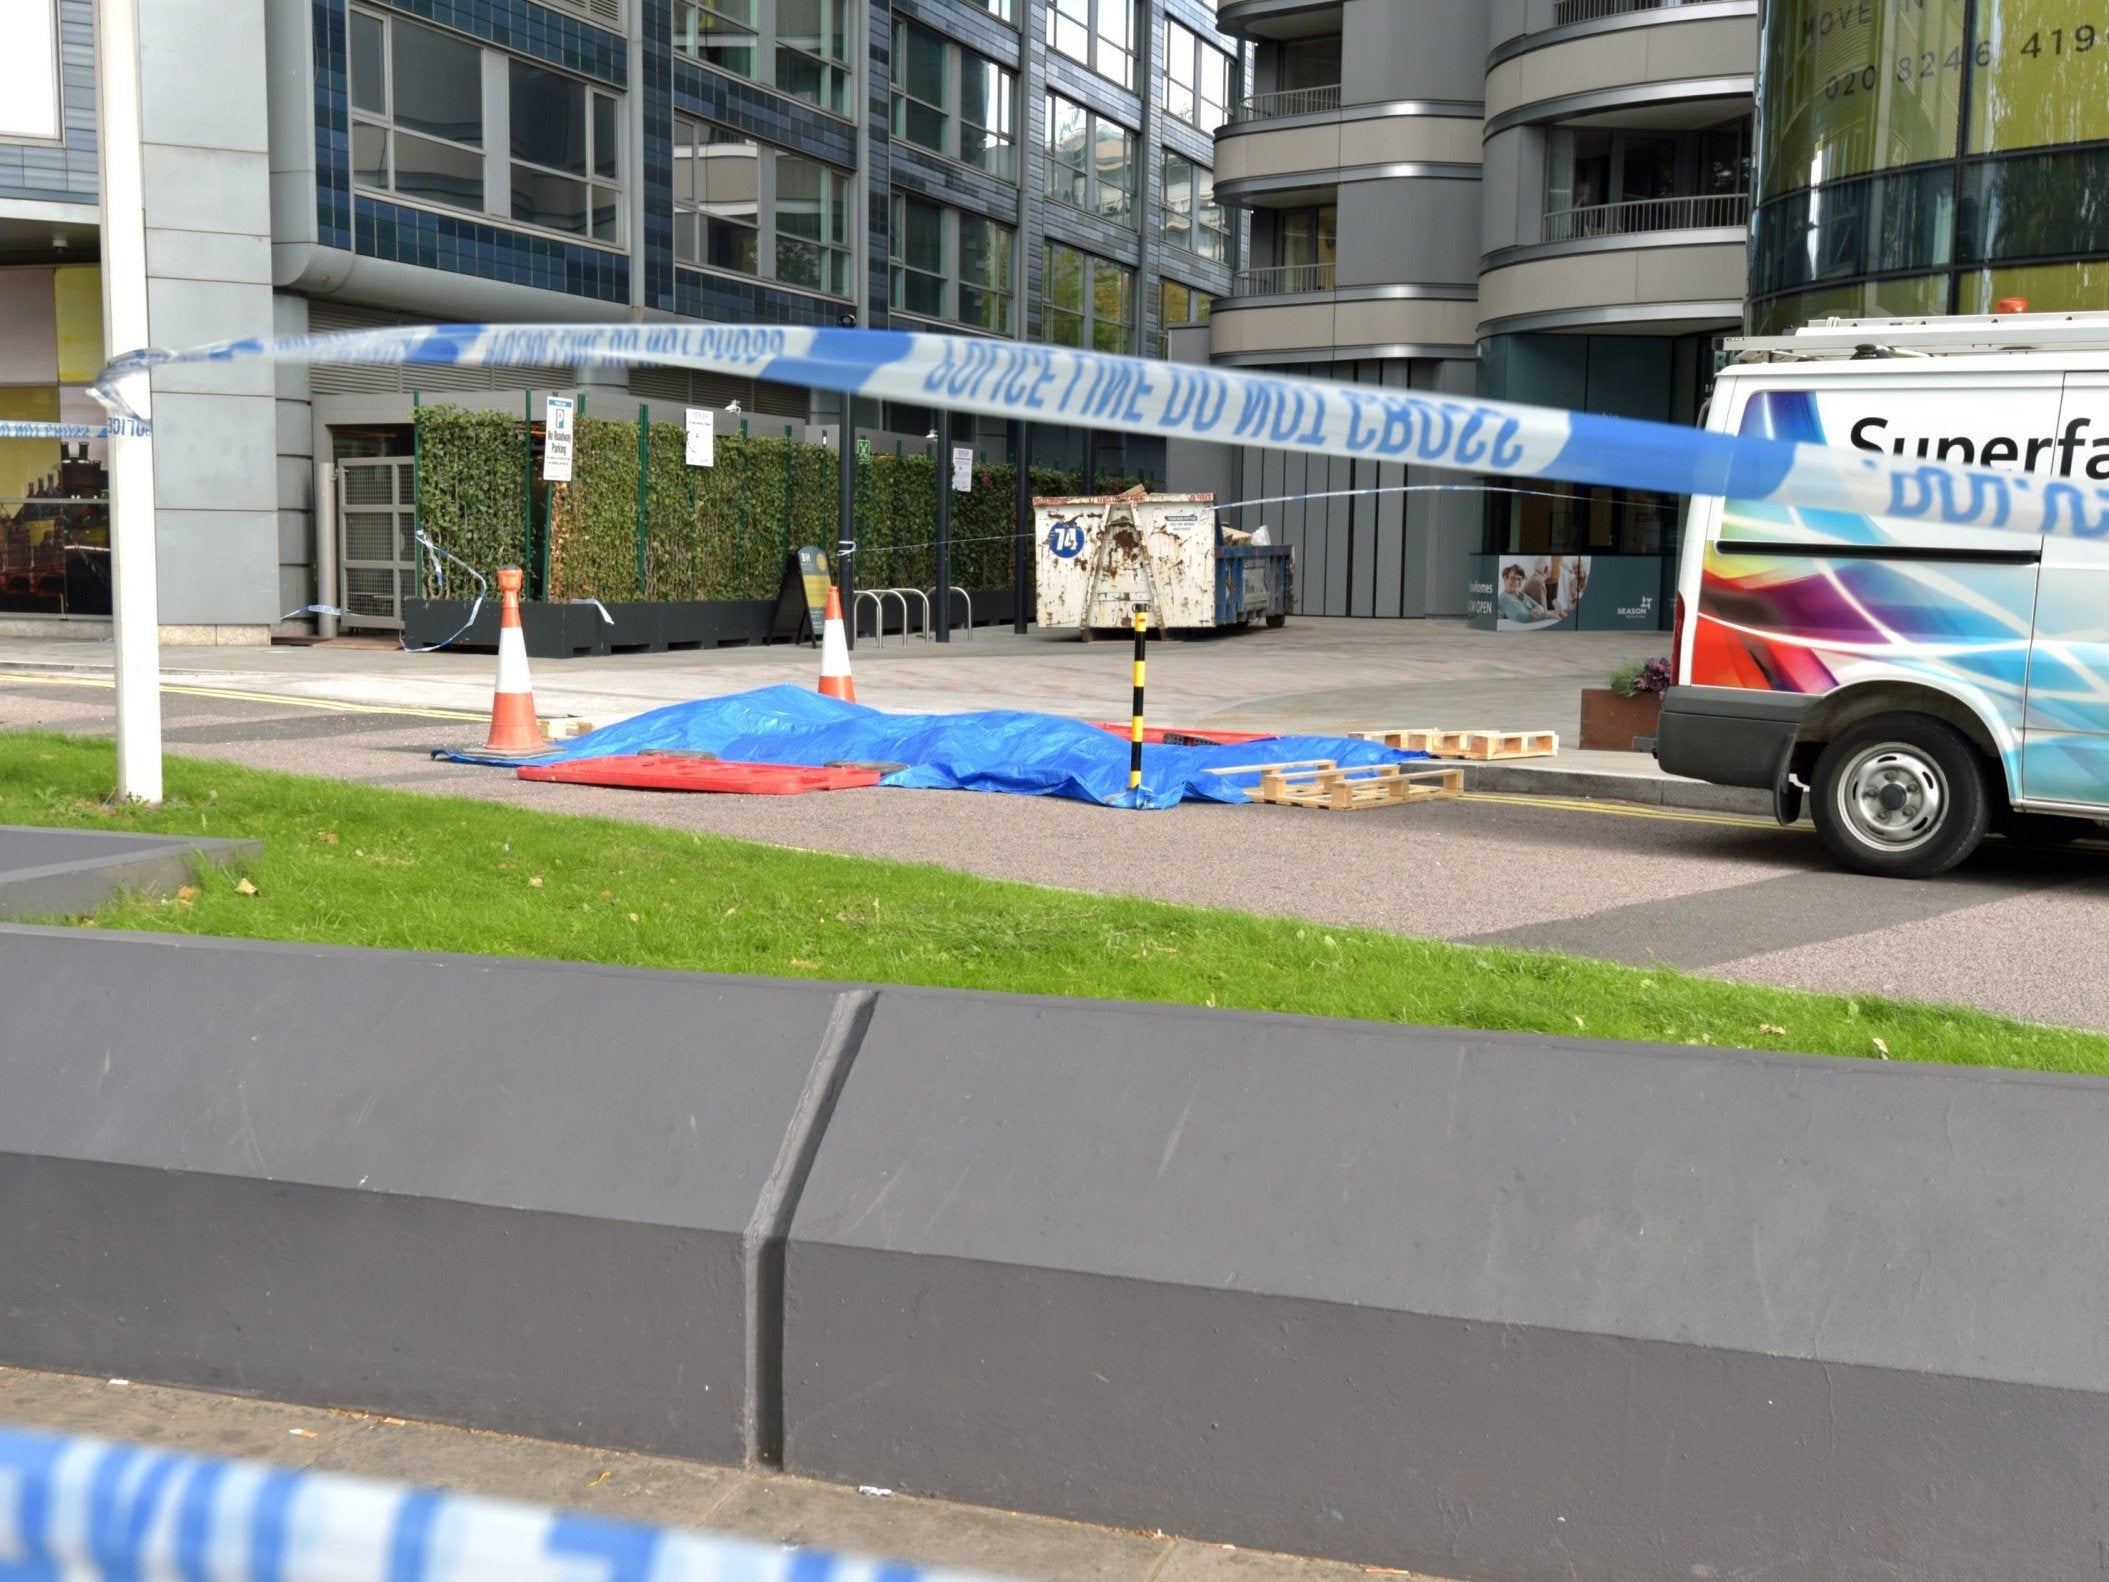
5, 672, 2105, 1031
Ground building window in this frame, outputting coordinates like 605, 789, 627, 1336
509, 60, 623, 241
1543, 119, 1751, 240
963, 0, 1015, 21
1156, 279, 1213, 356
674, 116, 852, 295
350, 9, 626, 244
1041, 241, 1133, 353
349, 11, 486, 215
1045, 0, 1136, 89
1165, 21, 1233, 134
890, 193, 1016, 332
675, 0, 853, 117
1162, 153, 1228, 263
1045, 93, 1137, 227
891, 21, 1018, 182
676, 0, 760, 78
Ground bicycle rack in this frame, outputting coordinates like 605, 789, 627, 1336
940, 585, 973, 639
854, 588, 908, 645
857, 586, 933, 642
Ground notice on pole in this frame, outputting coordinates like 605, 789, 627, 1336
951, 445, 974, 493
685, 407, 715, 467
543, 395, 575, 483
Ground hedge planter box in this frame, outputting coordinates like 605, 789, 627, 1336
1580, 687, 1663, 752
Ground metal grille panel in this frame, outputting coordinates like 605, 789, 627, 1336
338, 457, 417, 630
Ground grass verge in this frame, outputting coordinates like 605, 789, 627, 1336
3, 730, 2102, 1074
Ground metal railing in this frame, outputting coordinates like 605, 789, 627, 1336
1229, 84, 1342, 124
1550, 0, 1706, 23
1230, 260, 1337, 296
1540, 191, 1750, 244
1560, 0, 1687, 22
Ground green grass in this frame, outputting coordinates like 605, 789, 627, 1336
4, 730, 2103, 1074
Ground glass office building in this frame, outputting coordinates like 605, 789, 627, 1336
0, 0, 1238, 637
1751, 0, 2109, 327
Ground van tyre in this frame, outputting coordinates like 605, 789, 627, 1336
1811, 715, 1989, 879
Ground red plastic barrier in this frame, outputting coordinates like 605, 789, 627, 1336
517, 755, 884, 795
1087, 723, 1279, 747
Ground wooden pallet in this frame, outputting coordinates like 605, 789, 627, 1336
1350, 727, 1558, 761
1209, 759, 1465, 812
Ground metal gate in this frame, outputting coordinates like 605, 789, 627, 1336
337, 457, 416, 630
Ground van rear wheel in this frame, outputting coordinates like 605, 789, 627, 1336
1811, 715, 1989, 879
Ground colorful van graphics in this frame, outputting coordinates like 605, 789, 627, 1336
1691, 374, 2109, 809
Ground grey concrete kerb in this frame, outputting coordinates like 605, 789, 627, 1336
0, 825, 258, 918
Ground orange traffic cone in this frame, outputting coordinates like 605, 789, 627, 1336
818, 585, 857, 703
449, 567, 558, 762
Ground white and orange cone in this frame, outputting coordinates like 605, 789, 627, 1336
817, 584, 857, 703
480, 566, 548, 754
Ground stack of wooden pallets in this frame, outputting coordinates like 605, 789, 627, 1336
1349, 728, 1558, 760
1209, 759, 1465, 812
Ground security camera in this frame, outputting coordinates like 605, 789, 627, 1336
51, 233, 67, 253
838, 313, 857, 328
726, 399, 741, 414
926, 429, 939, 442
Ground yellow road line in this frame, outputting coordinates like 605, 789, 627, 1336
0, 671, 485, 722
1460, 790, 1802, 832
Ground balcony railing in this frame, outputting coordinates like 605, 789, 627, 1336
1550, 0, 1711, 24
1540, 191, 1750, 244
1230, 261, 1337, 296
1229, 84, 1342, 124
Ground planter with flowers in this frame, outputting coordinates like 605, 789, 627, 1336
1580, 657, 1670, 751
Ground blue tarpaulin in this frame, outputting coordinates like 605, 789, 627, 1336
454, 684, 1422, 809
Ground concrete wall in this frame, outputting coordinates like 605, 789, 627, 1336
139, 0, 282, 636
14, 924, 2109, 1581
1342, 0, 1484, 106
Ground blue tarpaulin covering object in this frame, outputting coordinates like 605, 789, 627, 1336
450, 684, 1423, 809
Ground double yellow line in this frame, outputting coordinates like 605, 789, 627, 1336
0, 670, 486, 723
1459, 790, 1802, 832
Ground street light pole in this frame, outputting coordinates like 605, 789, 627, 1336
94, 0, 162, 804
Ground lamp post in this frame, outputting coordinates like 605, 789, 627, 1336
95, 0, 162, 804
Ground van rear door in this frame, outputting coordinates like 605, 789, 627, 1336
2020, 374, 2109, 808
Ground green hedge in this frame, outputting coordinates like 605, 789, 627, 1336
413, 407, 529, 597
414, 403, 1142, 604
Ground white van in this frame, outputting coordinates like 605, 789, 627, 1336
1657, 312, 2109, 879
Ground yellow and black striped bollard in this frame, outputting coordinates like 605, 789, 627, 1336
1129, 606, 1149, 798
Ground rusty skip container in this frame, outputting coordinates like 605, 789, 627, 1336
1034, 493, 1295, 635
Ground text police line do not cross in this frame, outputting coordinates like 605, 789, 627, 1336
87, 322, 2109, 541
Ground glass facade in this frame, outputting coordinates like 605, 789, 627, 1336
1753, 0, 2109, 327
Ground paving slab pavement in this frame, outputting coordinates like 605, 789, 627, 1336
0, 1368, 1456, 1582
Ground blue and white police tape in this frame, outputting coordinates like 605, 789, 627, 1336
0, 1425, 1010, 1582
88, 320, 2108, 538
0, 422, 107, 440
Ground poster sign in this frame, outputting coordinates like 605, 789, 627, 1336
543, 395, 575, 483
951, 445, 974, 492
1469, 554, 1663, 632
771, 546, 834, 644
685, 408, 715, 467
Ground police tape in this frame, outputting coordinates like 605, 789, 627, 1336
88, 321, 2109, 537
0, 1425, 1014, 1582
0, 421, 108, 440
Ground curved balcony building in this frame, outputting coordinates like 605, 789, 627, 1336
1476, 0, 1755, 613
1206, 0, 1487, 617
